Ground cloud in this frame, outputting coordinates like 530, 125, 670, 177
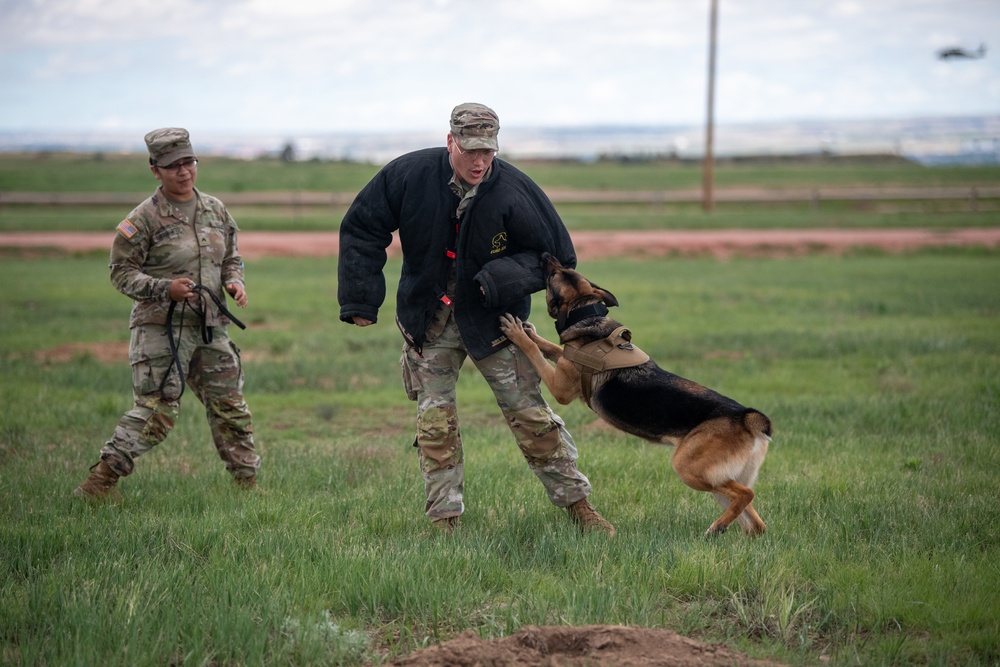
0, 0, 998, 133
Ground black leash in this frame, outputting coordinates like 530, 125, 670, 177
158, 284, 247, 401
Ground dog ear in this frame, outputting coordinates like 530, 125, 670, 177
589, 282, 619, 308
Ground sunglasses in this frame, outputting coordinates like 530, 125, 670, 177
453, 144, 496, 160
158, 159, 198, 172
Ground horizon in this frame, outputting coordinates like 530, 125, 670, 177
2, 113, 998, 166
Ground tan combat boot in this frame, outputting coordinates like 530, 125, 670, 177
567, 498, 616, 537
73, 460, 121, 500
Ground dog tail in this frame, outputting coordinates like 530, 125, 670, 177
742, 409, 773, 438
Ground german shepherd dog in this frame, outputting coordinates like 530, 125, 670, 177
499, 254, 771, 537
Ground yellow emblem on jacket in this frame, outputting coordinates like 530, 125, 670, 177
490, 232, 508, 254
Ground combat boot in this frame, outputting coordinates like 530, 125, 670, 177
567, 498, 616, 537
233, 475, 257, 489
432, 516, 460, 535
73, 460, 121, 500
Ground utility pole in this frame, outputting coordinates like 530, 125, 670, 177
702, 0, 718, 212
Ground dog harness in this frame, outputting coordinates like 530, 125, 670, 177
562, 326, 650, 406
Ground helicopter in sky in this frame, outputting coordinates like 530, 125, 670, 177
937, 43, 986, 60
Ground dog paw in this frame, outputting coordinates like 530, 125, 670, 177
499, 313, 518, 335
704, 524, 728, 538
499, 314, 530, 342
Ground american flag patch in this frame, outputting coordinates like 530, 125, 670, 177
116, 219, 138, 238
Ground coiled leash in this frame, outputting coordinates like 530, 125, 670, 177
158, 284, 247, 401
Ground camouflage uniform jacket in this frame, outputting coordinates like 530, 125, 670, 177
338, 147, 576, 361
110, 186, 245, 328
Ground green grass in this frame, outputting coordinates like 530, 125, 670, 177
0, 203, 353, 233
0, 152, 382, 194
2, 152, 998, 233
3, 151, 1000, 193
556, 199, 998, 231
514, 158, 1000, 191
3, 200, 997, 234
2, 252, 999, 665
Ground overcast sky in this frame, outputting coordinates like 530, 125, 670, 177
1, 0, 997, 137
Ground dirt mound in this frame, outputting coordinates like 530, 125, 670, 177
389, 625, 785, 667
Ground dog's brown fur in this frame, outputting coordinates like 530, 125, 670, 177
499, 255, 771, 537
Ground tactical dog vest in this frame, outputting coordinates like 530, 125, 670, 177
562, 326, 650, 406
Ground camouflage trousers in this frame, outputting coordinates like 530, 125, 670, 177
401, 312, 592, 521
99, 323, 260, 479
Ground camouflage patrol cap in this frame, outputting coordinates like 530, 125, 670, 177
450, 103, 500, 151
144, 127, 196, 166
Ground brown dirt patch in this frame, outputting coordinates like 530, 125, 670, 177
2, 228, 999, 260
387, 625, 785, 667
33, 341, 128, 364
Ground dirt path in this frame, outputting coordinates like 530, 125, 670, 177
3, 227, 1000, 259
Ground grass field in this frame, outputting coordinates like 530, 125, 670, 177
2, 152, 999, 233
2, 248, 999, 666
3, 151, 1000, 193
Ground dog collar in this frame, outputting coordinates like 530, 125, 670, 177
557, 303, 610, 335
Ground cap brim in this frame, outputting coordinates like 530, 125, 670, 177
156, 147, 196, 166
456, 135, 498, 151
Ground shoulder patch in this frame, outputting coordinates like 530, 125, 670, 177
116, 219, 138, 239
